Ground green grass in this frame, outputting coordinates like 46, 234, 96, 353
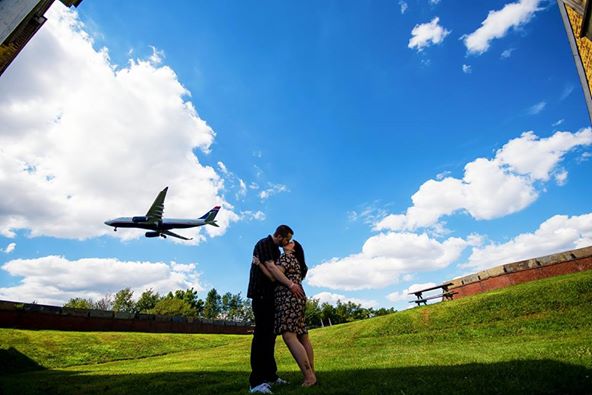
1, 270, 592, 394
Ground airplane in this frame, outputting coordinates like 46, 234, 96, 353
104, 187, 220, 241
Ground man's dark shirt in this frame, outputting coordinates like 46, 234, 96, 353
248, 235, 280, 300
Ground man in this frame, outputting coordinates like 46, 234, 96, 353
247, 225, 305, 394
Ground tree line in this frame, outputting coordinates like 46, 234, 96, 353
63, 288, 254, 322
305, 299, 395, 328
64, 288, 396, 326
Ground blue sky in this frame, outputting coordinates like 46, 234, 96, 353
0, 0, 591, 310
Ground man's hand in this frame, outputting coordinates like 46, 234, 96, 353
288, 282, 306, 299
252, 256, 260, 266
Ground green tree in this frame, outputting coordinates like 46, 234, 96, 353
165, 288, 204, 317
305, 298, 322, 328
371, 307, 397, 317
320, 302, 336, 326
194, 298, 205, 317
94, 293, 113, 310
204, 288, 221, 319
221, 292, 243, 320
150, 298, 194, 316
63, 297, 93, 309
334, 301, 369, 323
112, 288, 135, 313
173, 288, 203, 311
373, 307, 396, 316
136, 289, 160, 313
304, 298, 393, 327
238, 297, 254, 323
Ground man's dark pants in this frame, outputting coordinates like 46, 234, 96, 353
249, 297, 278, 388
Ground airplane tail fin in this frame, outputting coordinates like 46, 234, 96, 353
200, 206, 221, 227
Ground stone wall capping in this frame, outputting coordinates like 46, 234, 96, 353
0, 300, 253, 334
89, 309, 113, 319
572, 246, 592, 258
445, 245, 592, 298
61, 307, 89, 317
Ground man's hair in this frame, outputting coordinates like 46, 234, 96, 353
274, 225, 293, 238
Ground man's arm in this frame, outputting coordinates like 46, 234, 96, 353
252, 256, 275, 282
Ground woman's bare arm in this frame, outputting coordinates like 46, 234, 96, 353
252, 256, 305, 299
264, 256, 306, 299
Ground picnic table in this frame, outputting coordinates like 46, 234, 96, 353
409, 282, 457, 306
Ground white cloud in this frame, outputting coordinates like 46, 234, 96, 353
466, 233, 485, 247
554, 169, 568, 186
311, 291, 378, 308
385, 290, 407, 303
375, 161, 538, 230
217, 161, 229, 175
307, 232, 467, 290
463, 0, 542, 55
462, 64, 472, 74
495, 130, 592, 181
148, 46, 164, 65
560, 84, 575, 101
399, 1, 408, 14
238, 179, 247, 198
386, 282, 436, 302
501, 48, 516, 59
435, 171, 450, 180
307, 129, 590, 293
347, 204, 389, 225
374, 129, 592, 232
0, 255, 204, 305
408, 17, 450, 52
1, 243, 16, 254
552, 119, 565, 128
0, 4, 240, 243
461, 213, 592, 271
240, 210, 266, 221
527, 101, 546, 115
429, 0, 441, 4
259, 184, 289, 200
214, 162, 254, 201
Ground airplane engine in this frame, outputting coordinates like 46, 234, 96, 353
133, 216, 149, 223
145, 231, 160, 238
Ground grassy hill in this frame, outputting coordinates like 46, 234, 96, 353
1, 270, 591, 394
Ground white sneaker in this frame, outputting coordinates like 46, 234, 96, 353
269, 377, 289, 386
249, 383, 273, 394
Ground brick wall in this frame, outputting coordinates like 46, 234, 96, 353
0, 301, 253, 334
447, 246, 592, 299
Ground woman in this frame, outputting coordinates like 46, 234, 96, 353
254, 240, 316, 387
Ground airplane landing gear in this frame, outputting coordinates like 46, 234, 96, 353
114, 228, 117, 232
160, 234, 167, 239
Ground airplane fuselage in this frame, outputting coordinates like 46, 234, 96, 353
104, 187, 219, 240
104, 218, 208, 231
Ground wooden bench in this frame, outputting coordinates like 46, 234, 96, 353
409, 282, 457, 306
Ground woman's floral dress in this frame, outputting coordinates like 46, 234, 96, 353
274, 252, 307, 335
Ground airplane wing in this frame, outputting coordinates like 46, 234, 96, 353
145, 187, 168, 223
162, 230, 193, 241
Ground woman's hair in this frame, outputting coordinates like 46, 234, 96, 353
293, 240, 308, 280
